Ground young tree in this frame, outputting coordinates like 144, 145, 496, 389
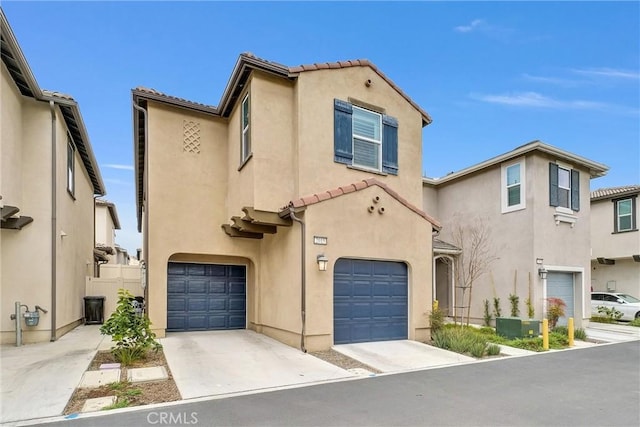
450, 215, 497, 325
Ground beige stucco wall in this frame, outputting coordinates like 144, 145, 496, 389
591, 258, 640, 296
591, 196, 640, 259
1, 64, 96, 343
95, 204, 115, 248
424, 153, 594, 326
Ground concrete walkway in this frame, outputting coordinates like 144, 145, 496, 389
0, 325, 110, 425
585, 322, 640, 342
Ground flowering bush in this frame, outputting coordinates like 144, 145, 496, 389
546, 297, 566, 329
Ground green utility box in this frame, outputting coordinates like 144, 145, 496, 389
496, 317, 540, 339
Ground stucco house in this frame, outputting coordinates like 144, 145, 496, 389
1, 10, 105, 344
423, 141, 609, 327
590, 185, 640, 296
132, 53, 441, 351
95, 198, 130, 267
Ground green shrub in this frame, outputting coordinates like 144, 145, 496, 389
574, 328, 587, 340
630, 318, 640, 327
486, 343, 501, 356
596, 306, 623, 322
432, 326, 487, 357
470, 342, 486, 358
483, 299, 492, 327
525, 297, 535, 318
552, 326, 568, 336
429, 305, 445, 335
493, 297, 502, 318
590, 316, 613, 324
100, 289, 161, 366
509, 293, 520, 317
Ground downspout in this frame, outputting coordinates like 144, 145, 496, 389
132, 101, 149, 306
49, 100, 57, 341
288, 208, 306, 353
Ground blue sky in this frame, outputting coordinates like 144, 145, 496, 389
3, 1, 639, 255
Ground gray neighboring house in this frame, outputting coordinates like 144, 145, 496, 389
590, 185, 640, 296
423, 140, 609, 327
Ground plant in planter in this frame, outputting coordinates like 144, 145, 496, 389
546, 297, 566, 329
483, 299, 492, 326
100, 289, 161, 365
509, 293, 520, 317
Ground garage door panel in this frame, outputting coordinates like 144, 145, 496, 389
547, 272, 575, 327
167, 263, 246, 332
334, 259, 407, 344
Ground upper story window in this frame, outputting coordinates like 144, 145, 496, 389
334, 99, 398, 175
613, 197, 637, 233
549, 162, 580, 212
501, 159, 525, 213
67, 136, 75, 197
240, 93, 251, 164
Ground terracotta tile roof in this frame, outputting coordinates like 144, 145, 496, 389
591, 185, 640, 200
287, 178, 441, 230
433, 238, 462, 254
133, 87, 218, 111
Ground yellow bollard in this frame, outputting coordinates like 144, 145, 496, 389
542, 318, 549, 350
568, 317, 574, 347
433, 300, 439, 311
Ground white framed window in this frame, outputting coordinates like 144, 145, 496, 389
67, 136, 75, 196
352, 105, 382, 171
501, 159, 525, 213
240, 93, 251, 163
557, 166, 571, 209
614, 197, 637, 233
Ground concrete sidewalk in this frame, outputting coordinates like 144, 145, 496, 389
0, 325, 110, 425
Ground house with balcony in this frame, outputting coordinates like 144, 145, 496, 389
1, 10, 105, 344
590, 185, 640, 296
423, 141, 608, 327
132, 53, 441, 350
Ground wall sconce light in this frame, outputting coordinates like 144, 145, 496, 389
536, 258, 543, 265
317, 254, 328, 272
538, 267, 548, 280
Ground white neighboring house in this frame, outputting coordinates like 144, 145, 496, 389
94, 199, 129, 267
590, 185, 640, 297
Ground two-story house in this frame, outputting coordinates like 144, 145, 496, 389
1, 10, 105, 344
94, 198, 130, 267
132, 53, 440, 351
590, 185, 640, 296
423, 141, 608, 327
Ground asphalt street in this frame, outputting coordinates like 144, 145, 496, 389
40, 341, 639, 427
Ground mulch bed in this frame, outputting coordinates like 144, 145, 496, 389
63, 349, 182, 415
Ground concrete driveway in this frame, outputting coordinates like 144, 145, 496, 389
160, 330, 352, 399
333, 340, 475, 372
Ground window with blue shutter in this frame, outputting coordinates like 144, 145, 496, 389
333, 99, 398, 175
549, 162, 580, 211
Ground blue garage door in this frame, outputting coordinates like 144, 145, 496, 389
334, 259, 408, 344
167, 263, 246, 331
547, 272, 574, 327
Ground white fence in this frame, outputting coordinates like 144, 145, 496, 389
86, 264, 144, 320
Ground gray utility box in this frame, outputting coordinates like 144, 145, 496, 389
496, 317, 540, 340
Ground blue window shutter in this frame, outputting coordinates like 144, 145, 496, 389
549, 163, 559, 207
382, 115, 398, 175
571, 169, 580, 211
334, 99, 353, 164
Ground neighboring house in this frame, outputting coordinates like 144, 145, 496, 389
590, 185, 640, 296
1, 10, 105, 344
94, 198, 129, 267
132, 53, 441, 350
423, 141, 608, 327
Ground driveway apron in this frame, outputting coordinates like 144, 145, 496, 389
160, 330, 352, 399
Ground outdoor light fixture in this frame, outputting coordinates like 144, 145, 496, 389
536, 258, 544, 265
538, 267, 548, 280
317, 254, 328, 272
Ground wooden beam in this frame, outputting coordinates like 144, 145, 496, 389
1, 205, 19, 221
242, 207, 292, 227
221, 224, 263, 239
231, 216, 277, 234
1, 216, 33, 230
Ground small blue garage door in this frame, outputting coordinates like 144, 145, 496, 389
547, 272, 574, 327
334, 259, 408, 344
167, 263, 246, 331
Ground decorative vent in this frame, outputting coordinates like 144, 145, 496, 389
183, 120, 201, 154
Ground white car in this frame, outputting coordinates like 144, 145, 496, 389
591, 292, 640, 321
